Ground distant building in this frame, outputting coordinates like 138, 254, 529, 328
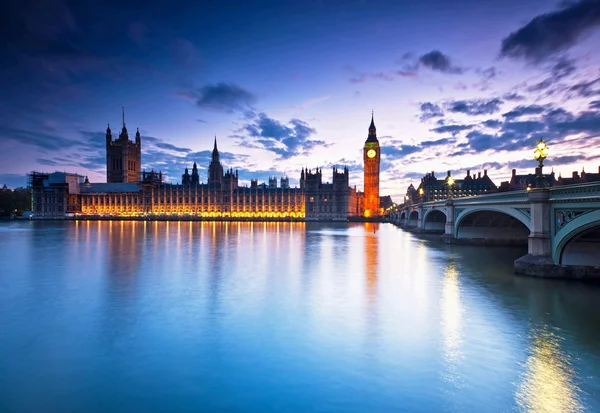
407, 170, 497, 203
30, 111, 395, 221
106, 108, 141, 183
379, 195, 393, 211
300, 167, 361, 220
556, 167, 600, 186
499, 168, 557, 191
28, 172, 85, 218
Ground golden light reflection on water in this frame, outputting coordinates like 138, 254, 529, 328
441, 260, 464, 387
516, 327, 584, 413
364, 223, 379, 301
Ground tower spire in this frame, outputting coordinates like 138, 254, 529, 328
214, 135, 217, 150
366, 111, 378, 142
122, 106, 125, 128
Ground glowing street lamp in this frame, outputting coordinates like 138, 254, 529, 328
533, 138, 549, 168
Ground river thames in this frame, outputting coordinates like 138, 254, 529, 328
1, 221, 599, 412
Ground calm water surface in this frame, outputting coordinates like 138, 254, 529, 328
1, 221, 600, 412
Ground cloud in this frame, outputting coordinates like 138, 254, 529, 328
418, 50, 465, 74
500, 0, 600, 62
181, 83, 257, 113
503, 92, 526, 101
502, 104, 549, 120
154, 142, 192, 153
381, 145, 421, 158
419, 102, 444, 121
568, 77, 600, 98
482, 119, 503, 128
431, 124, 473, 135
236, 112, 327, 159
477, 67, 497, 80
590, 101, 600, 109
420, 138, 456, 147
446, 98, 503, 116
526, 57, 577, 92
349, 70, 416, 84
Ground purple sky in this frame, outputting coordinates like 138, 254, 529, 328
1, 0, 600, 200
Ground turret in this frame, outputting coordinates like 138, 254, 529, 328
106, 124, 112, 143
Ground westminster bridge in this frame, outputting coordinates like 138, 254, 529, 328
390, 182, 600, 280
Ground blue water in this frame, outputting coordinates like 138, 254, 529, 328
1, 221, 599, 412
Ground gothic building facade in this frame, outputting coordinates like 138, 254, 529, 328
30, 112, 383, 220
106, 108, 141, 183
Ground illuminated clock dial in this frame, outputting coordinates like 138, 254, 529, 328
367, 149, 376, 158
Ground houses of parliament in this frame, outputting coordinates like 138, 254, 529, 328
30, 112, 386, 220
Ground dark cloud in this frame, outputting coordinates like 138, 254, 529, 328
154, 142, 192, 153
381, 145, 421, 158
502, 104, 549, 120
418, 50, 465, 74
455, 105, 600, 157
182, 83, 257, 113
420, 138, 456, 147
0, 125, 81, 151
553, 110, 600, 135
527, 78, 554, 92
236, 112, 327, 160
431, 124, 473, 135
446, 98, 503, 116
419, 102, 444, 121
568, 77, 600, 98
590, 101, 600, 109
500, 0, 600, 62
482, 119, 503, 128
526, 57, 577, 93
503, 92, 526, 101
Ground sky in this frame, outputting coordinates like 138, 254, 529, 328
1, 0, 600, 201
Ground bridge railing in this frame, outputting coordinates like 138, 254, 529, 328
549, 181, 600, 201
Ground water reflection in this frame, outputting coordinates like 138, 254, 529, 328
364, 222, 379, 302
441, 259, 465, 388
2, 221, 600, 412
516, 326, 584, 413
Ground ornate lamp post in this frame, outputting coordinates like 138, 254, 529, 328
533, 138, 549, 168
533, 138, 549, 188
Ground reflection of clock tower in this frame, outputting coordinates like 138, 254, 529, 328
363, 113, 380, 217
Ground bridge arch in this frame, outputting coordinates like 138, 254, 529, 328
408, 210, 419, 227
423, 209, 446, 232
553, 209, 600, 265
455, 206, 531, 241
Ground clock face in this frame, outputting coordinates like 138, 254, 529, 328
367, 149, 377, 159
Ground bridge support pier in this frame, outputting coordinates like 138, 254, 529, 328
415, 204, 424, 231
441, 199, 455, 243
515, 189, 556, 277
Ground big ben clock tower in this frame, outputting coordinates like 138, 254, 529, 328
363, 112, 380, 218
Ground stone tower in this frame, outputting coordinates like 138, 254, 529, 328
363, 112, 380, 217
208, 136, 224, 188
106, 107, 141, 183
